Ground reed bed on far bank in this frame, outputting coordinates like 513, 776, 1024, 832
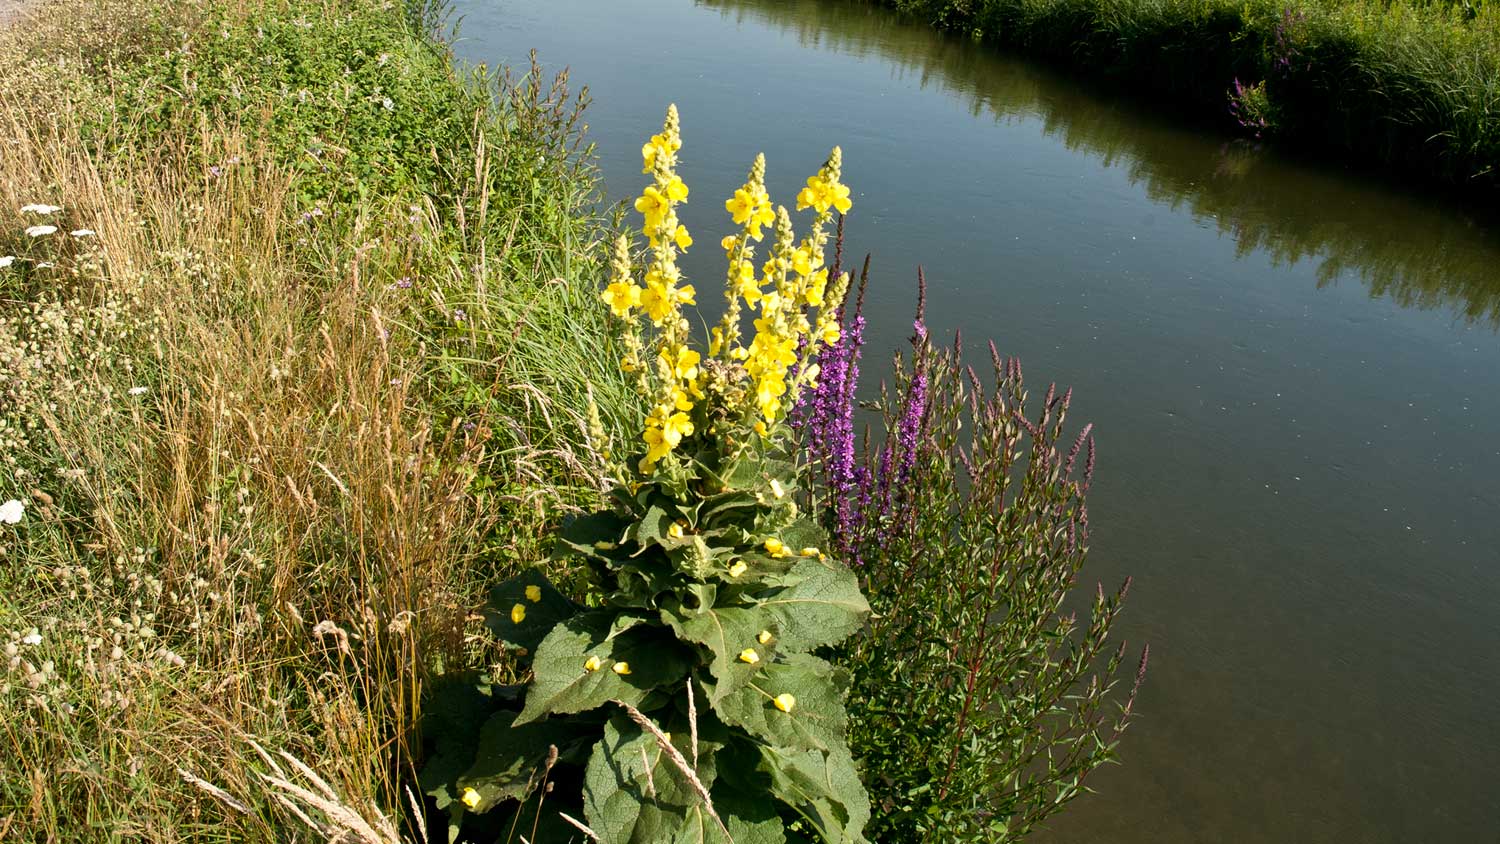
872, 0, 1500, 191
0, 0, 632, 839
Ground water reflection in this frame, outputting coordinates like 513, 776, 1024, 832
701, 0, 1500, 327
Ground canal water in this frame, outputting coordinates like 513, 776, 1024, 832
452, 1, 1500, 840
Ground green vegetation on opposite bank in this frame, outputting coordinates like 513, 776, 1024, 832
865, 0, 1500, 192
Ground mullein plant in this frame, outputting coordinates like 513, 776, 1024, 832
419, 106, 872, 844
802, 272, 1147, 843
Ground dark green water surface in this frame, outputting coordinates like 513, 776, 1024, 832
453, 1, 1500, 840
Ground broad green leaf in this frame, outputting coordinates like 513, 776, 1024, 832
482, 569, 579, 655
758, 559, 869, 652
635, 504, 673, 548
556, 510, 632, 557
714, 653, 848, 753
585, 710, 740, 844
661, 599, 777, 705
516, 612, 694, 725
456, 710, 594, 812
759, 741, 870, 844
417, 678, 522, 807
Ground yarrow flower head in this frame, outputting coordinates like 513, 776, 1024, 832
24, 225, 57, 238
19, 204, 61, 215
0, 499, 23, 524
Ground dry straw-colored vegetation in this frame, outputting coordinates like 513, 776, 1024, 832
0, 0, 631, 839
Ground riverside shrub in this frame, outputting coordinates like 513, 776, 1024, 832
419, 106, 873, 843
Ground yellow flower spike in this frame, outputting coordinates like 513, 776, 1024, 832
773, 693, 796, 713
461, 787, 481, 809
525, 585, 542, 603
729, 560, 748, 577
739, 648, 761, 664
510, 603, 526, 624
612, 661, 633, 675
764, 538, 785, 556
584, 655, 604, 672
758, 630, 774, 645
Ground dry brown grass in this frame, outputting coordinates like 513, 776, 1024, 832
0, 0, 615, 840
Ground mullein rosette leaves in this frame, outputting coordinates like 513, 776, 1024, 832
420, 106, 871, 843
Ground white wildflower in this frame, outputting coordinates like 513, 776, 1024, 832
0, 499, 23, 524
21, 629, 41, 646
381, 97, 394, 111
24, 225, 57, 238
19, 204, 61, 215
128, 386, 148, 396
0, 256, 14, 268
69, 229, 96, 238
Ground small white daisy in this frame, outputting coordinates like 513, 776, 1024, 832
0, 499, 23, 524
24, 225, 57, 238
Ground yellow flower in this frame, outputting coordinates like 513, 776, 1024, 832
525, 585, 542, 602
665, 175, 689, 202
728, 560, 748, 577
612, 661, 633, 675
754, 420, 768, 437
635, 186, 668, 230
764, 538, 785, 556
602, 280, 641, 318
758, 630, 773, 645
773, 693, 796, 713
721, 235, 738, 254
674, 225, 693, 251
739, 648, 760, 664
461, 787, 481, 809
800, 547, 820, 558
510, 603, 526, 624
584, 655, 603, 672
667, 522, 685, 539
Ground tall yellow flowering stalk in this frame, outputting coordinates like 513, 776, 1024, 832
602, 105, 852, 476
422, 106, 872, 843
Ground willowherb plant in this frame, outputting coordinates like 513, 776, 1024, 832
419, 106, 872, 843
803, 271, 1147, 843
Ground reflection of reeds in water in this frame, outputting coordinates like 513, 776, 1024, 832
699, 0, 1500, 329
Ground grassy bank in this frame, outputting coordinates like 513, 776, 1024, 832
867, 0, 1500, 192
0, 0, 634, 838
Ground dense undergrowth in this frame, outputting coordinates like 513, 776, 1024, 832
0, 0, 635, 838
0, 0, 1140, 841
868, 0, 1500, 191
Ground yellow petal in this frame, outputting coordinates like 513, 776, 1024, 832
758, 630, 773, 645
729, 560, 748, 577
510, 603, 526, 624
584, 655, 603, 672
612, 661, 632, 675
525, 585, 542, 603
773, 693, 796, 713
461, 787, 481, 809
738, 648, 760, 664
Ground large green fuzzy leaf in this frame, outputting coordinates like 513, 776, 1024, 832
757, 559, 869, 652
456, 710, 595, 813
759, 742, 870, 844
660, 599, 778, 705
714, 653, 849, 753
584, 709, 775, 844
417, 678, 523, 808
516, 612, 694, 725
556, 510, 633, 556
482, 569, 579, 655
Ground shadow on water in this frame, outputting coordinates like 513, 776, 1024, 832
700, 0, 1500, 328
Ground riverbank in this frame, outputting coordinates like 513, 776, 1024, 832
0, 0, 631, 837
866, 0, 1500, 193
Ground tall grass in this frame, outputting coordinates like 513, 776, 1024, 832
0, 0, 633, 839
871, 0, 1500, 191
